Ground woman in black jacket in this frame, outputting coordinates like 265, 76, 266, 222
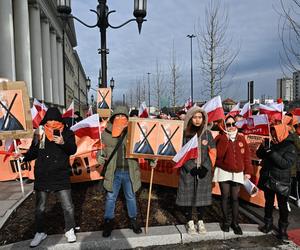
23, 108, 77, 247
257, 123, 297, 240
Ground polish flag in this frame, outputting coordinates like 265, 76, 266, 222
31, 105, 42, 129
202, 96, 225, 123
62, 101, 74, 118
172, 134, 198, 168
240, 102, 252, 118
86, 105, 93, 117
227, 102, 240, 117
259, 103, 283, 122
138, 101, 149, 118
33, 98, 47, 117
236, 114, 269, 136
70, 114, 100, 139
3, 139, 21, 162
292, 108, 300, 122
184, 97, 193, 110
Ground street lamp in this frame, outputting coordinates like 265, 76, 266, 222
147, 72, 151, 110
187, 34, 196, 104
91, 94, 94, 106
110, 77, 115, 106
57, 0, 147, 88
86, 76, 91, 92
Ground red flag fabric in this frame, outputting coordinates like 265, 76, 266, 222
236, 114, 269, 136
184, 97, 193, 111
202, 96, 225, 123
240, 102, 252, 118
31, 106, 42, 129
70, 114, 100, 139
227, 102, 240, 117
62, 101, 74, 118
172, 134, 198, 168
259, 103, 283, 122
33, 98, 47, 118
138, 101, 149, 118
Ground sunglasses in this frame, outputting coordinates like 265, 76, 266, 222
226, 122, 236, 127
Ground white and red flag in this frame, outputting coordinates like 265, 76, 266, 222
86, 105, 93, 117
70, 114, 100, 139
236, 114, 269, 136
138, 101, 149, 118
292, 108, 300, 122
184, 97, 193, 111
33, 98, 47, 117
62, 101, 74, 118
31, 105, 42, 129
2, 139, 21, 162
259, 103, 284, 122
239, 102, 252, 118
172, 134, 198, 168
227, 102, 240, 117
202, 96, 225, 123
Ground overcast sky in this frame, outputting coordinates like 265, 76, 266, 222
72, 0, 286, 105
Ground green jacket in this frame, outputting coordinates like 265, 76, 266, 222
97, 106, 141, 192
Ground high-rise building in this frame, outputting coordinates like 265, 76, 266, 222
277, 78, 293, 101
0, 0, 89, 115
293, 71, 300, 100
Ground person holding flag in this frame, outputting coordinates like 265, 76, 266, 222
213, 115, 252, 235
175, 106, 216, 235
96, 106, 143, 237
21, 107, 77, 247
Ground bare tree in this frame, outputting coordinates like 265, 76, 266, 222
153, 59, 164, 109
278, 0, 300, 73
169, 40, 181, 110
135, 79, 142, 107
196, 0, 238, 99
126, 88, 134, 108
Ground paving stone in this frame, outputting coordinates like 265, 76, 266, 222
0, 200, 16, 217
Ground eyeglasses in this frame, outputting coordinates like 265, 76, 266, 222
226, 122, 236, 127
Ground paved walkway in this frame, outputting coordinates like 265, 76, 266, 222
0, 180, 33, 229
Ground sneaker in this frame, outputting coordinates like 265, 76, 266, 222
65, 228, 76, 243
30, 232, 47, 247
186, 220, 197, 235
197, 220, 206, 234
297, 199, 300, 208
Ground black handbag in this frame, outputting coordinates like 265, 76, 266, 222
264, 175, 291, 197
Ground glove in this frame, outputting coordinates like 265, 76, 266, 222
190, 167, 198, 177
149, 159, 158, 168
96, 152, 106, 166
197, 166, 208, 179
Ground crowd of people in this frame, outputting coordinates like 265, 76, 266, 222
18, 105, 300, 247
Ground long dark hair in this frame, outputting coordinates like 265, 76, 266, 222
185, 119, 205, 138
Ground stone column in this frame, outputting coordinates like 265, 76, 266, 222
13, 0, 32, 96
57, 37, 64, 106
29, 3, 44, 100
50, 29, 59, 105
41, 17, 52, 103
0, 0, 15, 80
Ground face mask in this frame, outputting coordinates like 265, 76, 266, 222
112, 116, 128, 137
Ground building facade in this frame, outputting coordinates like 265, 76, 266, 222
277, 77, 293, 101
293, 71, 300, 101
0, 0, 88, 115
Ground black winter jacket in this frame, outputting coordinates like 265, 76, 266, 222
24, 128, 77, 191
257, 134, 297, 191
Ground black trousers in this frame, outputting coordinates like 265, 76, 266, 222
184, 206, 206, 221
35, 189, 75, 233
264, 187, 289, 223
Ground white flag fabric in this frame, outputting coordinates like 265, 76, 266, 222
202, 96, 225, 123
138, 101, 149, 118
70, 114, 100, 139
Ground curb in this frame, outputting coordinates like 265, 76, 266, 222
0, 223, 265, 250
0, 188, 33, 230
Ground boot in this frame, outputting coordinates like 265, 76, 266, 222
231, 223, 243, 235
278, 221, 289, 240
102, 219, 113, 238
259, 217, 273, 234
220, 221, 230, 232
130, 218, 142, 234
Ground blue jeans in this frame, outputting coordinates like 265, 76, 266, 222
104, 169, 137, 220
35, 189, 75, 232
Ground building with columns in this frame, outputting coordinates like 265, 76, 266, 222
0, 0, 88, 115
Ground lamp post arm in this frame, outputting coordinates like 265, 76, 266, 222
107, 10, 146, 29
70, 10, 99, 28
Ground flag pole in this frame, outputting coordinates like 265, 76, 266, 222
13, 139, 24, 196
145, 166, 154, 234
